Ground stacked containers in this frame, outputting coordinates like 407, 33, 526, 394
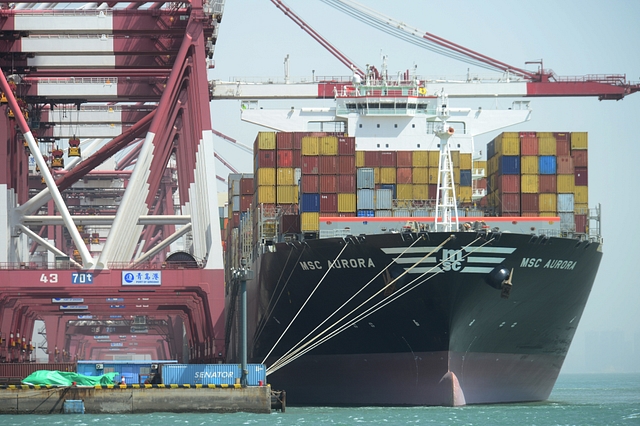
571, 132, 589, 232
487, 132, 521, 215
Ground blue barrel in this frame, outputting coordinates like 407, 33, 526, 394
539, 155, 557, 174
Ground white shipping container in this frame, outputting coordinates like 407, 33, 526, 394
357, 189, 375, 210
357, 168, 375, 189
375, 189, 393, 210
557, 193, 575, 213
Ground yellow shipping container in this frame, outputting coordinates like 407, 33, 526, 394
451, 150, 460, 168
574, 203, 589, 214
538, 136, 557, 155
319, 136, 338, 155
574, 185, 589, 204
356, 151, 365, 167
380, 167, 397, 184
412, 151, 428, 167
557, 175, 575, 193
521, 175, 539, 193
277, 168, 294, 185
474, 160, 487, 177
453, 167, 460, 184
496, 136, 520, 156
373, 167, 380, 184
338, 193, 356, 212
412, 167, 428, 184
257, 132, 276, 150
256, 186, 276, 204
277, 185, 298, 204
397, 184, 413, 200
301, 136, 320, 156
539, 194, 557, 212
536, 132, 554, 138
301, 212, 320, 231
539, 212, 558, 217
428, 150, 440, 168
521, 156, 539, 174
502, 132, 519, 138
413, 184, 429, 200
571, 132, 588, 150
460, 153, 473, 170
458, 186, 473, 203
428, 168, 439, 184
256, 168, 276, 186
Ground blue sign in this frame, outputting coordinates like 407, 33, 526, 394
52, 297, 84, 304
110, 305, 125, 309
106, 297, 124, 302
122, 270, 161, 286
59, 305, 88, 310
110, 342, 123, 347
77, 315, 93, 319
71, 272, 94, 284
110, 315, 123, 319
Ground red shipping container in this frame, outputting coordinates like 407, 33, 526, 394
0, 363, 76, 379
335, 212, 356, 217
556, 156, 574, 174
320, 193, 338, 212
475, 177, 487, 190
500, 193, 520, 214
428, 184, 438, 200
520, 193, 539, 213
575, 214, 588, 233
319, 156, 338, 174
240, 195, 252, 212
277, 150, 293, 167
338, 175, 356, 193
556, 140, 570, 156
302, 156, 319, 174
397, 151, 413, 167
292, 149, 302, 168
571, 150, 588, 168
292, 132, 307, 150
397, 167, 412, 184
554, 132, 570, 142
519, 131, 536, 138
338, 155, 356, 175
338, 137, 356, 155
496, 175, 520, 193
301, 174, 319, 193
520, 136, 538, 156
320, 175, 338, 193
280, 214, 301, 234
240, 177, 254, 195
255, 150, 276, 168
538, 174, 556, 193
277, 132, 293, 150
232, 211, 240, 228
364, 151, 380, 167
380, 151, 397, 167
575, 167, 588, 185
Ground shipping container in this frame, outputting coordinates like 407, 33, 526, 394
161, 363, 267, 386
292, 149, 302, 168
255, 150, 276, 169
301, 156, 319, 174
277, 150, 293, 167
300, 193, 320, 212
281, 214, 301, 234
574, 203, 589, 215
240, 195, 252, 212
380, 151, 397, 167
557, 193, 575, 212
396, 183, 413, 200
428, 150, 440, 168
256, 132, 276, 150
474, 160, 487, 177
320, 193, 338, 212
574, 214, 588, 233
0, 363, 76, 381
356, 168, 375, 189
428, 184, 438, 200
450, 150, 460, 168
373, 167, 380, 184
316, 156, 336, 174
240, 177, 254, 195
379, 183, 396, 198
574, 185, 589, 204
256, 186, 276, 204
231, 195, 240, 212
539, 193, 557, 212
571, 149, 588, 168
319, 136, 338, 155
338, 193, 357, 212
495, 135, 520, 156
276, 132, 293, 150
521, 193, 539, 213
376, 189, 393, 210
460, 153, 473, 170
521, 175, 539, 193
393, 209, 411, 217
458, 186, 473, 203
320, 175, 338, 193
338, 137, 356, 155
379, 167, 396, 184
375, 209, 392, 217
277, 168, 295, 185
301, 174, 319, 193
256, 168, 276, 187
396, 167, 412, 184
571, 132, 588, 150
301, 212, 320, 231
292, 132, 305, 150
496, 174, 520, 193
538, 136, 557, 155
413, 184, 429, 200
556, 156, 574, 175
412, 151, 428, 167
355, 151, 365, 167
498, 156, 520, 175
539, 156, 557, 175
520, 136, 538, 156
500, 193, 520, 213
559, 212, 575, 228
487, 139, 495, 159
277, 185, 298, 204
413, 209, 432, 217
428, 168, 439, 184
357, 189, 375, 210
412, 167, 428, 184
338, 156, 356, 175
302, 136, 320, 155
521, 156, 539, 174
337, 174, 356, 193
364, 151, 380, 167
78, 361, 172, 385
460, 169, 472, 187
539, 174, 557, 193
397, 151, 413, 167
556, 139, 570, 156
557, 175, 575, 193
575, 167, 588, 186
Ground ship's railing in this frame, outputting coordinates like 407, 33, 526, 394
0, 262, 81, 270
107, 260, 204, 270
319, 229, 353, 239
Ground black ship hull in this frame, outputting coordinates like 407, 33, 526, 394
225, 231, 602, 406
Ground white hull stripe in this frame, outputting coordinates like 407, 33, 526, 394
466, 257, 505, 264
404, 266, 494, 274
463, 247, 516, 254
382, 246, 517, 255
460, 266, 495, 273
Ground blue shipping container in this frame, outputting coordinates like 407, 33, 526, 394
161, 364, 266, 386
498, 156, 520, 175
357, 168, 375, 189
357, 189, 375, 210
380, 184, 396, 199
487, 140, 495, 159
459, 170, 472, 187
539, 155, 557, 175
300, 193, 320, 212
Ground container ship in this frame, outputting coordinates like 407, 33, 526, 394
223, 67, 602, 406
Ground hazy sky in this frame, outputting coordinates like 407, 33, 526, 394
208, 0, 640, 373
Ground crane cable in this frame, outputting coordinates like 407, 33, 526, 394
266, 233, 429, 372
267, 236, 495, 375
260, 239, 350, 364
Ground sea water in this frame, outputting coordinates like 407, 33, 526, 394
1, 373, 638, 425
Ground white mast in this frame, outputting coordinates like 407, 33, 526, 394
434, 92, 459, 232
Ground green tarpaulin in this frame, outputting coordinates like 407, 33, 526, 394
22, 370, 120, 386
